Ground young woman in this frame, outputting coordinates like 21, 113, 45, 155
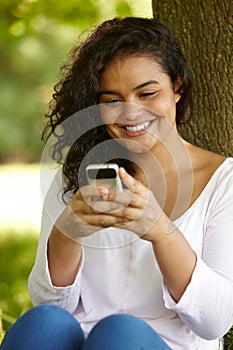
1, 17, 233, 350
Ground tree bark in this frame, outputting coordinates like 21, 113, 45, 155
152, 0, 233, 156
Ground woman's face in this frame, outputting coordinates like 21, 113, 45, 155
98, 55, 181, 153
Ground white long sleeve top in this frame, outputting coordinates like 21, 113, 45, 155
28, 158, 233, 350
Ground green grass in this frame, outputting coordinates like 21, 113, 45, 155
0, 229, 38, 335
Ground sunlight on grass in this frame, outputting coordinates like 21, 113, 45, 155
0, 164, 40, 335
0, 163, 42, 232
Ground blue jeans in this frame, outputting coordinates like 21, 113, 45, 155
1, 305, 171, 349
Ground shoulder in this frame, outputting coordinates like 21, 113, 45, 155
184, 143, 230, 204
186, 143, 227, 177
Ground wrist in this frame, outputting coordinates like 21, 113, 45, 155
142, 213, 176, 243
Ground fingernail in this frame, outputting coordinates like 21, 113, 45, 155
120, 167, 126, 175
97, 186, 108, 193
97, 187, 109, 199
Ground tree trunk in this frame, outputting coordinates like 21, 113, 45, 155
152, 0, 233, 156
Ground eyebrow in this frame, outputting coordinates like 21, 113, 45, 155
98, 80, 159, 97
133, 80, 159, 91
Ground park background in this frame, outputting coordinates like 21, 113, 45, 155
0, 0, 232, 348
0, 0, 152, 340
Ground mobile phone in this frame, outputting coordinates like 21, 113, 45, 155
86, 163, 123, 192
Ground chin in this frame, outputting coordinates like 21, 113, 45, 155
116, 138, 153, 154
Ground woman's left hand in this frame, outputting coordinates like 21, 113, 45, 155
93, 167, 171, 242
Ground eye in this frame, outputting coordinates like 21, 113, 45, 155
103, 99, 122, 107
140, 91, 156, 98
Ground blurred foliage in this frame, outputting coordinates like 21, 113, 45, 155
0, 0, 151, 163
225, 328, 233, 350
0, 230, 38, 332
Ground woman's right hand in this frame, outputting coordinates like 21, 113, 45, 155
48, 184, 125, 286
54, 184, 125, 242
48, 184, 120, 287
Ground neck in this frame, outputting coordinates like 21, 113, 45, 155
128, 133, 194, 219
129, 129, 187, 172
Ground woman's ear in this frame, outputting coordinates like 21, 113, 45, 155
174, 76, 183, 103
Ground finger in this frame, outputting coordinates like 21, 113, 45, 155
122, 207, 142, 221
128, 193, 147, 208
111, 207, 142, 228
105, 189, 133, 205
103, 204, 142, 221
91, 200, 125, 214
68, 200, 92, 218
119, 167, 145, 194
104, 192, 147, 211
75, 185, 109, 201
75, 185, 97, 200
69, 195, 98, 215
71, 196, 119, 216
82, 213, 127, 228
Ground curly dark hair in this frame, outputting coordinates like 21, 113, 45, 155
42, 16, 194, 198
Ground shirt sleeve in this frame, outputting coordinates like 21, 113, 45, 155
162, 162, 233, 340
28, 168, 84, 314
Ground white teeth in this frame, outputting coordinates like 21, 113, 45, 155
125, 121, 151, 132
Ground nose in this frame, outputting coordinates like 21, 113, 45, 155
121, 102, 144, 123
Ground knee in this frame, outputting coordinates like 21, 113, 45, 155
95, 313, 149, 331
85, 314, 171, 350
22, 304, 71, 323
24, 304, 61, 318
19, 304, 82, 332
12, 304, 72, 328
1, 304, 85, 350
88, 313, 152, 339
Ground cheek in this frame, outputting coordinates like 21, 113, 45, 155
99, 105, 122, 125
104, 125, 117, 139
151, 94, 177, 116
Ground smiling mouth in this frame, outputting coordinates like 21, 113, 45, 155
117, 120, 155, 137
123, 120, 152, 132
